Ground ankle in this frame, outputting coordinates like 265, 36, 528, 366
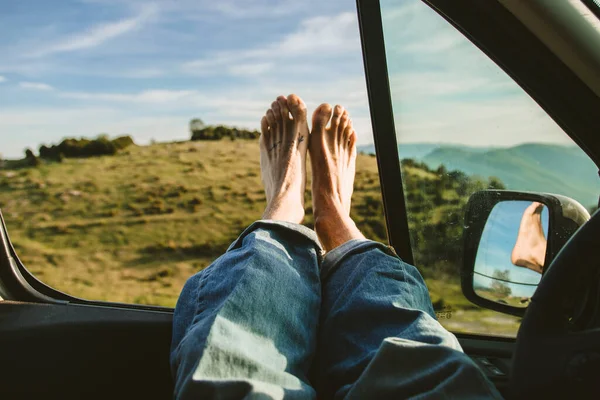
314, 212, 364, 252
263, 198, 305, 224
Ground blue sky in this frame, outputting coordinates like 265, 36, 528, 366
474, 201, 549, 298
0, 0, 574, 158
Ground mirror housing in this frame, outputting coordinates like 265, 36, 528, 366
461, 190, 590, 317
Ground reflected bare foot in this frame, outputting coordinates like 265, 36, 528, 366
260, 94, 309, 224
511, 202, 547, 274
309, 103, 365, 252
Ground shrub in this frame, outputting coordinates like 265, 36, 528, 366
39, 135, 135, 160
191, 124, 260, 141
25, 148, 40, 167
112, 135, 135, 150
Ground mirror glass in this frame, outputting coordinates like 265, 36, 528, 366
473, 201, 548, 308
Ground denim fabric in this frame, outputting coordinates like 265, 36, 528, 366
171, 221, 501, 399
314, 239, 501, 399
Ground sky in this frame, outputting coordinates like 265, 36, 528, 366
473, 201, 549, 298
0, 0, 575, 158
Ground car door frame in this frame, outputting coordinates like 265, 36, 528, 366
1, 0, 600, 398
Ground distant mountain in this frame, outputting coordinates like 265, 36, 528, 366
357, 142, 599, 207
357, 143, 494, 160
423, 144, 599, 207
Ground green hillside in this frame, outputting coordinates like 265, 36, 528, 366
423, 143, 599, 208
0, 139, 520, 336
357, 143, 494, 161
358, 142, 598, 208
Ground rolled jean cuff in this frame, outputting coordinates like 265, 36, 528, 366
227, 219, 323, 258
321, 239, 401, 280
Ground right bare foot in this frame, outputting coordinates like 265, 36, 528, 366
309, 104, 365, 252
511, 202, 547, 274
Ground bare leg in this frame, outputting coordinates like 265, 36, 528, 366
260, 94, 309, 224
511, 202, 547, 274
309, 103, 365, 251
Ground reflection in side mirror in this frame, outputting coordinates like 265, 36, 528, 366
462, 190, 590, 317
473, 201, 547, 308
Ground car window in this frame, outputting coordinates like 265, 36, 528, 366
380, 0, 600, 337
0, 1, 386, 306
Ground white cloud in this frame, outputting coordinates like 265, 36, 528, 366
275, 12, 359, 55
401, 33, 464, 54
394, 96, 574, 147
61, 89, 197, 103
78, 0, 306, 20
182, 12, 360, 76
19, 82, 54, 91
0, 76, 6, 83
388, 71, 515, 100
201, 0, 303, 19
28, 5, 157, 58
228, 63, 274, 76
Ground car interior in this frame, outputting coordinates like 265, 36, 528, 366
1, 0, 599, 398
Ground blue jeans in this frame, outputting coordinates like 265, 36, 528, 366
171, 221, 501, 399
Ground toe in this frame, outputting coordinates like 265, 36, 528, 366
339, 111, 350, 137
260, 116, 269, 150
330, 105, 344, 132
287, 94, 307, 122
266, 109, 277, 129
348, 130, 357, 157
271, 101, 283, 125
277, 96, 290, 121
343, 119, 353, 143
312, 103, 333, 134
261, 116, 269, 136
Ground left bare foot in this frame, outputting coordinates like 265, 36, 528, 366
259, 94, 309, 224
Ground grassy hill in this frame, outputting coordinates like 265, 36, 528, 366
0, 139, 520, 336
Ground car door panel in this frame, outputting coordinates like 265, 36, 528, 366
0, 302, 173, 399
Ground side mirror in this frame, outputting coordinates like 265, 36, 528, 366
462, 190, 591, 316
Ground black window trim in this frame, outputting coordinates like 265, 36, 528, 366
356, 0, 415, 265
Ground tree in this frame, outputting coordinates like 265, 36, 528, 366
488, 176, 506, 190
491, 269, 512, 297
24, 148, 40, 167
189, 118, 206, 134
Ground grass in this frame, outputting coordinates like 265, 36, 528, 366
0, 139, 519, 336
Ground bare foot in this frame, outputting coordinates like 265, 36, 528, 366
260, 94, 309, 224
511, 202, 547, 274
309, 104, 365, 252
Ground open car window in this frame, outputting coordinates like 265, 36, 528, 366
0, 1, 387, 307
379, 0, 600, 337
